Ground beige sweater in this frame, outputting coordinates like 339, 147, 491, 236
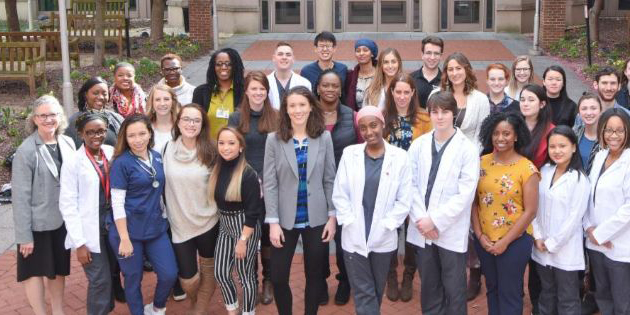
163, 139, 218, 243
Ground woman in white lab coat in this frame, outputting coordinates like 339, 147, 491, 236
406, 91, 480, 314
531, 125, 589, 315
59, 111, 115, 315
332, 105, 412, 315
584, 108, 630, 314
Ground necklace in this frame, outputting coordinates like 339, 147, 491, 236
46, 143, 58, 152
323, 110, 336, 116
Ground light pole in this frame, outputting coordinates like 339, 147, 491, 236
58, 0, 74, 114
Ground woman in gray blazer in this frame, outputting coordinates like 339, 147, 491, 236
12, 95, 76, 315
263, 86, 337, 315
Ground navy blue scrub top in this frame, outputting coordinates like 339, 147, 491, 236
108, 149, 168, 241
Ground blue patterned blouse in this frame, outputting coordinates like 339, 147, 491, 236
294, 138, 310, 228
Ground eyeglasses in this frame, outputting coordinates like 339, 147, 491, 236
35, 113, 60, 121
85, 129, 107, 137
162, 67, 181, 73
317, 44, 334, 51
181, 117, 202, 125
515, 67, 531, 72
215, 62, 232, 68
604, 128, 625, 136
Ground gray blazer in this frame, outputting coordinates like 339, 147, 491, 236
12, 132, 76, 244
263, 131, 336, 230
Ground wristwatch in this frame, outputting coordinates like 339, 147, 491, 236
239, 235, 248, 241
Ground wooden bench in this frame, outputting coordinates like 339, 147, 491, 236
0, 32, 80, 68
70, 0, 127, 16
43, 12, 125, 56
0, 39, 47, 97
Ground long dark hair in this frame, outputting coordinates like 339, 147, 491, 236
172, 103, 217, 168
78, 77, 108, 111
238, 71, 279, 134
521, 84, 553, 161
544, 125, 585, 179
205, 48, 245, 108
277, 86, 325, 142
383, 73, 421, 138
113, 114, 154, 159
441, 52, 478, 95
542, 65, 569, 100
480, 111, 532, 156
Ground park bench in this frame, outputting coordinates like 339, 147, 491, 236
69, 0, 127, 16
43, 12, 125, 56
0, 32, 80, 68
0, 39, 47, 97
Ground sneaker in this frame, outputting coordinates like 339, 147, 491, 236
172, 280, 187, 301
143, 303, 166, 315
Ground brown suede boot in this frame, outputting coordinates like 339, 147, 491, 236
179, 274, 200, 315
400, 273, 413, 302
467, 267, 482, 301
193, 257, 216, 315
386, 271, 399, 301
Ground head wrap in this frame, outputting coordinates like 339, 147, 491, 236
75, 110, 110, 132
354, 39, 378, 63
356, 105, 385, 125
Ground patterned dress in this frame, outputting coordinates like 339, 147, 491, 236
388, 115, 414, 151
476, 154, 539, 242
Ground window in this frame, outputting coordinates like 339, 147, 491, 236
275, 1, 301, 24
261, 0, 270, 31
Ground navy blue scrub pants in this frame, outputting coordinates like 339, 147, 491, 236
474, 233, 533, 315
109, 231, 178, 315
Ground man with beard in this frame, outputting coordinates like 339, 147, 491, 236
158, 54, 195, 105
575, 67, 630, 127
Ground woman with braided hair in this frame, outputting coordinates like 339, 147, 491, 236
60, 111, 115, 315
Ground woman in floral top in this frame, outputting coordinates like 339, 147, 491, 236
472, 111, 540, 315
383, 73, 432, 151
108, 62, 147, 118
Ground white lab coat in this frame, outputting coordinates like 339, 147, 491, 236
333, 142, 412, 258
406, 128, 480, 253
267, 71, 312, 109
59, 145, 114, 253
532, 164, 589, 271
584, 148, 630, 263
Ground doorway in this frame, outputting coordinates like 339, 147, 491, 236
343, 0, 413, 32
441, 0, 493, 31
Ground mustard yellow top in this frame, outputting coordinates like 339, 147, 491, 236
207, 85, 234, 140
477, 154, 539, 242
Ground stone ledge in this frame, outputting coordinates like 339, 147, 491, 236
217, 4, 258, 13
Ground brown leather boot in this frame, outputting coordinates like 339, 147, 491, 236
193, 257, 216, 315
386, 271, 399, 301
261, 279, 274, 305
467, 267, 482, 301
179, 274, 200, 314
400, 273, 413, 302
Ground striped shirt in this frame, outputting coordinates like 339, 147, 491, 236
294, 138, 309, 228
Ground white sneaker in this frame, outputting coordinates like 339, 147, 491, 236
144, 303, 166, 315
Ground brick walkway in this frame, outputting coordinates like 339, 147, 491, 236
0, 250, 536, 314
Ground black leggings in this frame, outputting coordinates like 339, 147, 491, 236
172, 225, 219, 279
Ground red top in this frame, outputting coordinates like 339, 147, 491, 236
532, 123, 556, 169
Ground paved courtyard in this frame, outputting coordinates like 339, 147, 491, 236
0, 31, 594, 314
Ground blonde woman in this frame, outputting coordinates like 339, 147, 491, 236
211, 127, 263, 315
146, 84, 181, 152
505, 55, 535, 100
364, 48, 403, 110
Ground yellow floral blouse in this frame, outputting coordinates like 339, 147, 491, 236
477, 154, 539, 242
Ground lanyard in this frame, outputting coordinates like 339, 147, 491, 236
85, 149, 110, 202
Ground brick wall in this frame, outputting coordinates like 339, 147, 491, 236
188, 0, 213, 48
540, 0, 567, 49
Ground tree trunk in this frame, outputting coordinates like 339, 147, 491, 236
150, 0, 165, 43
4, 0, 21, 31
589, 0, 603, 43
94, 0, 106, 66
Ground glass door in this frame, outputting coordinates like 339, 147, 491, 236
344, 0, 377, 32
449, 0, 483, 31
271, 0, 305, 32
378, 0, 411, 31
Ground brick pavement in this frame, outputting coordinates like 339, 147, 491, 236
0, 250, 536, 314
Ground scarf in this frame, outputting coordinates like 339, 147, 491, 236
109, 83, 146, 117
172, 137, 198, 164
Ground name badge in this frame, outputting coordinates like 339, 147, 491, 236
216, 108, 230, 119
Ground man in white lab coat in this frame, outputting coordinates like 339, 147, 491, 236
266, 42, 312, 109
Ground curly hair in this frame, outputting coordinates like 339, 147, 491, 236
440, 52, 477, 95
277, 86, 325, 142
77, 77, 109, 112
205, 48, 245, 108
479, 111, 532, 156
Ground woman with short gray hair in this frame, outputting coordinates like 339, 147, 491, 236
12, 95, 76, 315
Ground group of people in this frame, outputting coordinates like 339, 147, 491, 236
11, 30, 630, 315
